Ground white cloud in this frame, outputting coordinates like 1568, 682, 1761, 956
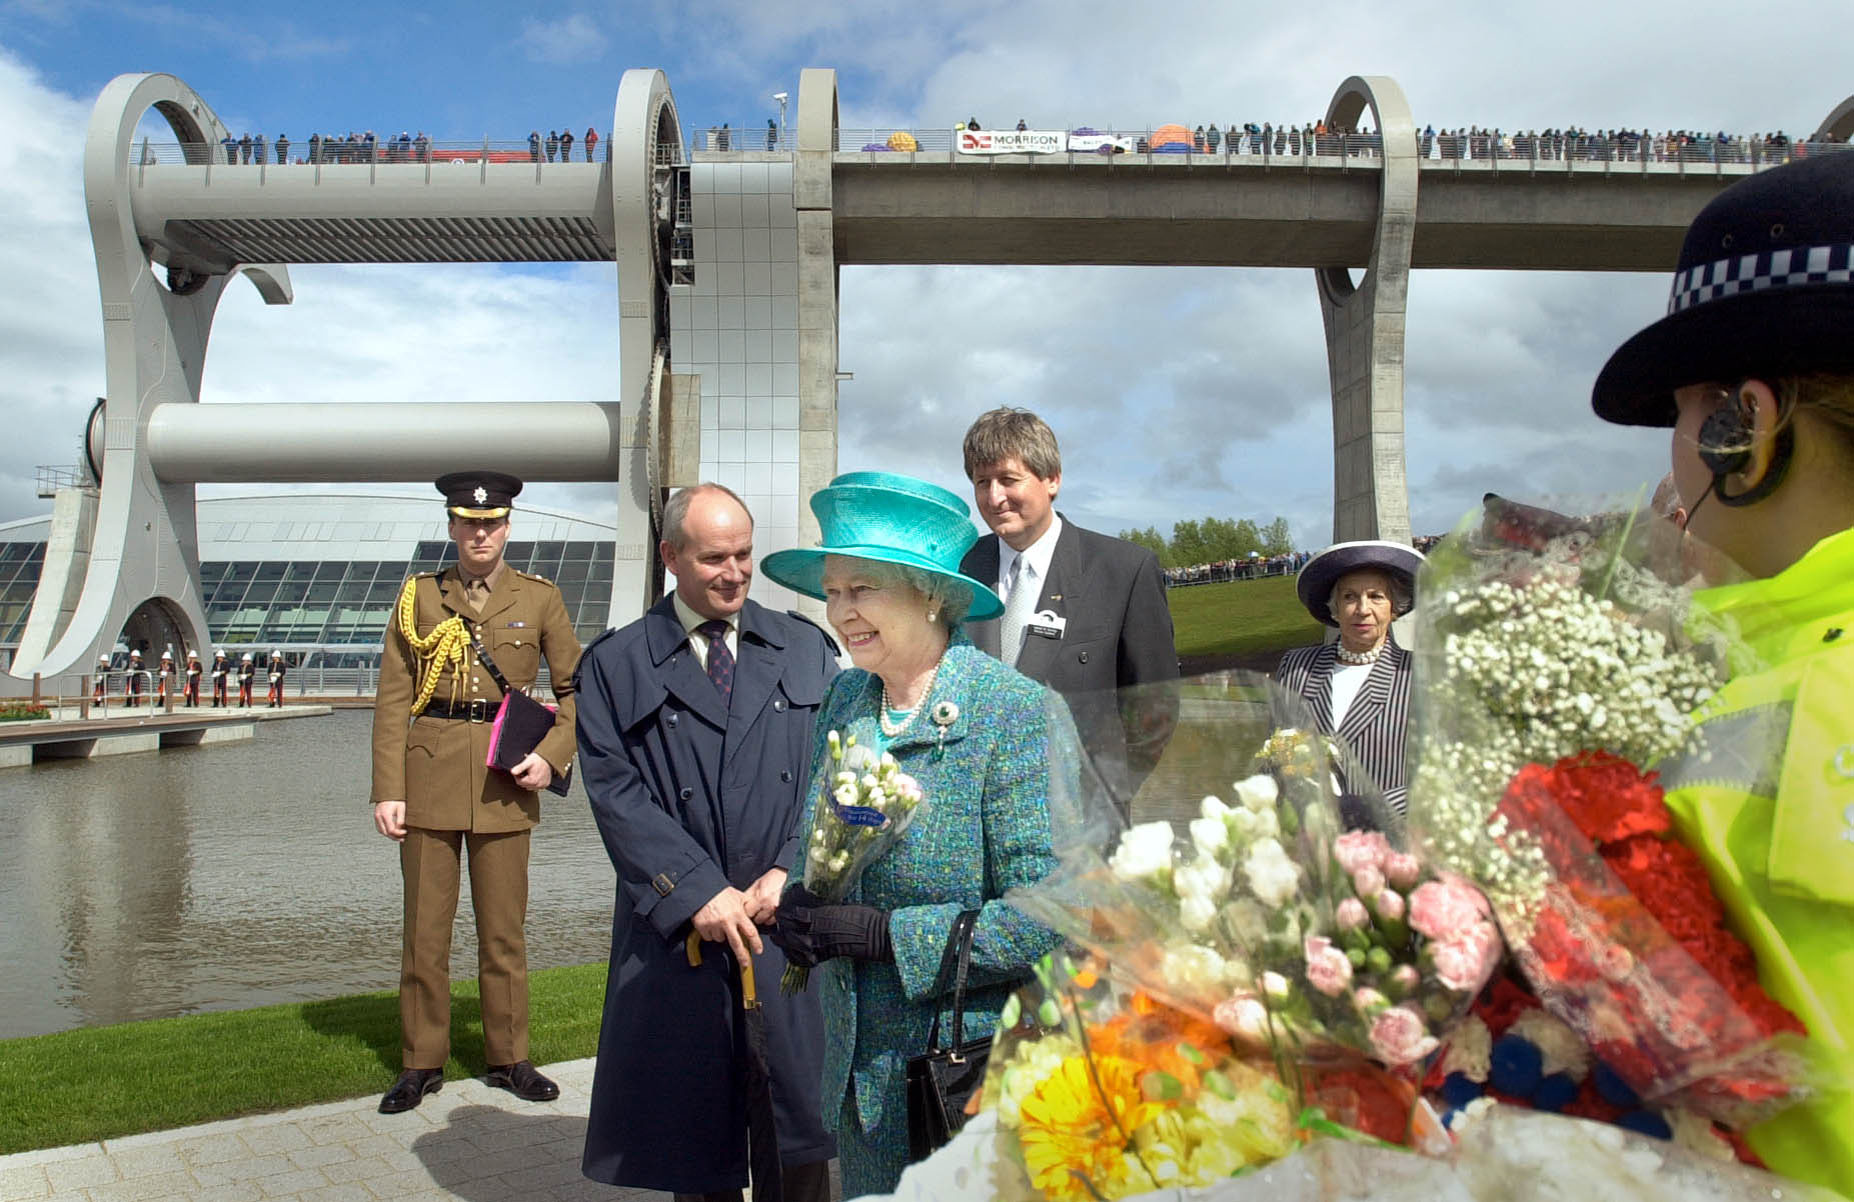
515, 13, 608, 65
0, 49, 110, 517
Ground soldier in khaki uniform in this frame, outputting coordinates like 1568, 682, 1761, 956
370, 470, 582, 1114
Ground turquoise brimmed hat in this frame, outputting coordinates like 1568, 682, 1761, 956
760, 471, 1005, 621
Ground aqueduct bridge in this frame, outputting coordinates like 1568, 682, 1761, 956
8, 68, 1851, 686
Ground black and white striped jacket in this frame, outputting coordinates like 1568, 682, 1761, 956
1272, 638, 1413, 814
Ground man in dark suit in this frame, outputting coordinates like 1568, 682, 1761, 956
958, 407, 1178, 811
577, 483, 836, 1202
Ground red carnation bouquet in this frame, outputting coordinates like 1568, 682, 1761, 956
1494, 752, 1807, 1129
1407, 495, 1816, 1147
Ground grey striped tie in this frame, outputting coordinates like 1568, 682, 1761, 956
999, 555, 1037, 668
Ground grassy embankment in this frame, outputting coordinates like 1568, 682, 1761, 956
1167, 574, 1324, 668
0, 963, 606, 1155
0, 576, 1306, 1154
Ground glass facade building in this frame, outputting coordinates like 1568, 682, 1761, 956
0, 493, 617, 667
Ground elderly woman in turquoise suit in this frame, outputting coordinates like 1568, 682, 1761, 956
764, 472, 1067, 1198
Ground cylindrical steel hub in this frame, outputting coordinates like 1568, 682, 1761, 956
142, 401, 624, 482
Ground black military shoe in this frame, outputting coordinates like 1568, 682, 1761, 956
378, 1067, 443, 1114
486, 1060, 559, 1102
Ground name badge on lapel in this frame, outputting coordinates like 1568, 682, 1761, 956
1027, 610, 1067, 641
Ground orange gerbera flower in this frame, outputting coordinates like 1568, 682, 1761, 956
1017, 1054, 1161, 1202
1089, 994, 1233, 1092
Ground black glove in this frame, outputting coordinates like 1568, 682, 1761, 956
772, 884, 892, 968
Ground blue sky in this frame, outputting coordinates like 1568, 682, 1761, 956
1, 0, 1849, 549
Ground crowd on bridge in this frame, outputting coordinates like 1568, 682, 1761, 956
196, 118, 1848, 169
861, 115, 1849, 164
529, 127, 607, 162
207, 128, 612, 166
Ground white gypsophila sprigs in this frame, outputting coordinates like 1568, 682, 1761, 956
1412, 577, 1722, 921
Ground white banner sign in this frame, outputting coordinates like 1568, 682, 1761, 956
956, 129, 1066, 155
1065, 133, 1137, 154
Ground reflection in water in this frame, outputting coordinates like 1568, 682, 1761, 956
0, 710, 615, 1038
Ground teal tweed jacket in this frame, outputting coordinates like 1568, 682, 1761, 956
799, 635, 1067, 1143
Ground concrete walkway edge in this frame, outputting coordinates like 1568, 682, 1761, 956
0, 1058, 668, 1202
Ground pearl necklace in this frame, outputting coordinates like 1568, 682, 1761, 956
879, 660, 942, 737
1334, 643, 1382, 666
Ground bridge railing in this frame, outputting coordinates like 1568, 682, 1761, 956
129, 137, 616, 167
690, 124, 792, 153
680, 124, 1848, 169
130, 129, 1852, 171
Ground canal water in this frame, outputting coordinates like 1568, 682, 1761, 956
0, 709, 617, 1039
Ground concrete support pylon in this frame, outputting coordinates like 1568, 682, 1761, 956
1315, 76, 1417, 545
791, 68, 840, 622
610, 69, 681, 624
18, 74, 293, 681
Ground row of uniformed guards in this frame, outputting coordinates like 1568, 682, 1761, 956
89, 649, 289, 708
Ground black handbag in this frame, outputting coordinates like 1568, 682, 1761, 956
905, 909, 990, 1162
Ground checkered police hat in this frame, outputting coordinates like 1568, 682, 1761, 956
1593, 151, 1854, 427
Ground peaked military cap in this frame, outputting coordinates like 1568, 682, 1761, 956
436, 470, 523, 519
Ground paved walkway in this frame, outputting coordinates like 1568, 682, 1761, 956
0, 1059, 670, 1202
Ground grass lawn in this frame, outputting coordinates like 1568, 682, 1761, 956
1167, 575, 1323, 663
0, 961, 607, 1155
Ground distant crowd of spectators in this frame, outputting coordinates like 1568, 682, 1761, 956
207, 128, 611, 166
216, 130, 432, 165
528, 128, 606, 162
1165, 550, 1312, 587
1417, 126, 1835, 164
940, 117, 1848, 163
1163, 537, 1446, 588
201, 119, 1848, 169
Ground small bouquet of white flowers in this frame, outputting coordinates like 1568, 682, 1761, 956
781, 729, 926, 993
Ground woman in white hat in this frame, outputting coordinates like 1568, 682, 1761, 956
1273, 539, 1425, 814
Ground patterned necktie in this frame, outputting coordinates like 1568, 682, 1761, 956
999, 554, 1037, 669
698, 619, 734, 704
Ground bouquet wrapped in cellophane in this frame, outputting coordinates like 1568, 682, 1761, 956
869, 664, 1839, 1202
781, 729, 926, 993
876, 1091, 1846, 1202
980, 955, 1309, 1201
900, 676, 1484, 1200
1009, 676, 1501, 1080
1406, 493, 1822, 1150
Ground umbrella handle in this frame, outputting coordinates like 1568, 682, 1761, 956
740, 955, 760, 1010
684, 931, 762, 1012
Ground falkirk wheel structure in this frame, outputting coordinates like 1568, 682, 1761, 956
5, 67, 1852, 690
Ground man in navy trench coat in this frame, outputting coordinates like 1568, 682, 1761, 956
578, 484, 837, 1201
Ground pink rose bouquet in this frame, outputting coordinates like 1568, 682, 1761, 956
1008, 690, 1501, 1082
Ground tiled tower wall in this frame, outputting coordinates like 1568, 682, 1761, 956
667, 159, 804, 613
